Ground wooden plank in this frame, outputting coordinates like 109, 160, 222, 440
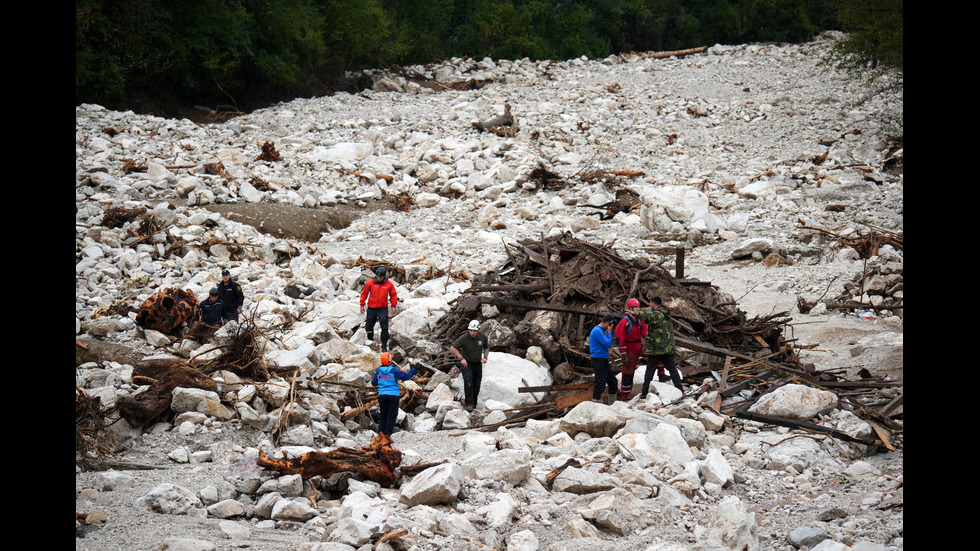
478, 297, 609, 317
676, 336, 810, 378
817, 380, 904, 389
879, 393, 903, 417
719, 370, 777, 398
556, 390, 594, 409
518, 383, 592, 393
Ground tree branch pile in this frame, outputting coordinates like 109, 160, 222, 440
428, 232, 902, 439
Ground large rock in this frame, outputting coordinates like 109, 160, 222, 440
137, 483, 203, 515
170, 388, 232, 421
479, 352, 552, 408
703, 496, 760, 551
399, 463, 462, 506
460, 448, 531, 486
550, 467, 616, 494
747, 383, 838, 421
559, 401, 622, 438
701, 449, 735, 487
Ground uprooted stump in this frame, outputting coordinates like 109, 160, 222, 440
472, 103, 514, 134
135, 288, 198, 334
257, 433, 405, 488
76, 386, 117, 466
115, 364, 217, 428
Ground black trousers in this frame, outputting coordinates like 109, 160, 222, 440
460, 361, 483, 407
591, 357, 618, 400
377, 395, 400, 435
642, 354, 683, 395
365, 307, 390, 350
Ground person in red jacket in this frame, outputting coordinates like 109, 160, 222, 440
615, 297, 647, 400
360, 266, 398, 352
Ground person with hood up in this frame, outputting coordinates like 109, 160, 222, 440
360, 266, 398, 352
615, 297, 647, 400
370, 352, 417, 436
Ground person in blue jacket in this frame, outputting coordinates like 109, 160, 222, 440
590, 314, 619, 401
371, 352, 417, 436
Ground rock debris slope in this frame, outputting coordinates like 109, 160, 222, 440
76, 32, 903, 551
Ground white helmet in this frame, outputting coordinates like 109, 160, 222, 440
467, 320, 481, 331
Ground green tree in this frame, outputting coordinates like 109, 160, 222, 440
244, 0, 327, 87
829, 0, 902, 72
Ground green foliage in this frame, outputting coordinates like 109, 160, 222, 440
76, 0, 851, 109
829, 0, 903, 73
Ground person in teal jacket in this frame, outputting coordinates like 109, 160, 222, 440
371, 352, 417, 436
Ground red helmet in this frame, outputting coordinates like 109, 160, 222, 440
380, 352, 392, 365
626, 298, 640, 308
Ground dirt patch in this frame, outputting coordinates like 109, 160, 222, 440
205, 203, 357, 242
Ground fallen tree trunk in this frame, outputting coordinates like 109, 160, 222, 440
115, 364, 217, 428
472, 103, 514, 132
256, 433, 403, 487
641, 46, 708, 59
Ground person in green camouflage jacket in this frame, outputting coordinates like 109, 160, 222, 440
635, 296, 684, 395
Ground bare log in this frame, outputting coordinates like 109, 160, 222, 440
256, 433, 403, 487
641, 46, 708, 59
116, 364, 217, 428
472, 103, 514, 132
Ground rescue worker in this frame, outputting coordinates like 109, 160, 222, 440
590, 314, 619, 402
450, 320, 489, 411
615, 297, 647, 400
197, 288, 225, 326
635, 296, 684, 395
360, 266, 398, 352
370, 352, 417, 436
218, 269, 244, 323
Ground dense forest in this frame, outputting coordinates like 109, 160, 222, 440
75, 0, 902, 114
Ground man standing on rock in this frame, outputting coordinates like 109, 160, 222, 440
590, 314, 619, 402
360, 266, 398, 352
450, 320, 489, 411
197, 288, 225, 327
615, 298, 647, 400
636, 296, 684, 396
218, 269, 244, 324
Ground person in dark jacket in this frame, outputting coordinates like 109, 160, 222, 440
450, 320, 489, 411
197, 288, 225, 326
370, 352, 417, 436
218, 269, 245, 323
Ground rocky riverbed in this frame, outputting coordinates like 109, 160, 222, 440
76, 31, 902, 551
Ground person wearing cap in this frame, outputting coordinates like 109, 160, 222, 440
360, 266, 398, 352
197, 288, 225, 326
370, 352, 417, 437
635, 296, 684, 395
590, 314, 619, 402
217, 269, 245, 323
615, 297, 647, 400
450, 320, 489, 411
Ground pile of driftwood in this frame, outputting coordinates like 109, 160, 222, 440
429, 232, 902, 448
796, 221, 904, 317
432, 231, 791, 369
